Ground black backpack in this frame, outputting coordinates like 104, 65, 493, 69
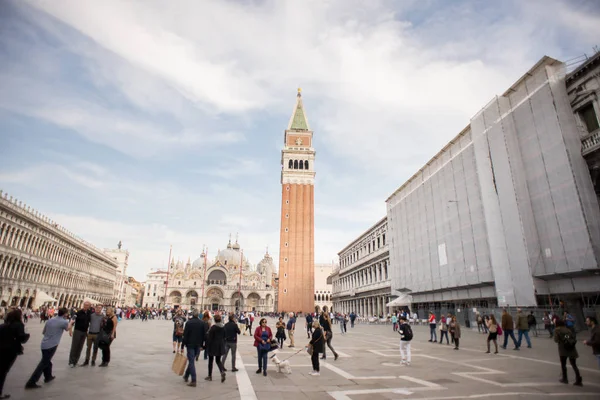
399, 324, 413, 341
560, 330, 577, 351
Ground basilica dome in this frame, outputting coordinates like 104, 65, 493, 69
192, 253, 208, 269
216, 240, 250, 269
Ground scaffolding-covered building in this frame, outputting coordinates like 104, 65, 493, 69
386, 56, 600, 326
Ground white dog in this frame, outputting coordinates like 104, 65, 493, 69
269, 349, 292, 374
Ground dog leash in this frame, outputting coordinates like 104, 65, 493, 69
280, 347, 306, 362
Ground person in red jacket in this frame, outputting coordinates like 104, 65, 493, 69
253, 318, 273, 376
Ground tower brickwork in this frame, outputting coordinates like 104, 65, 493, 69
277, 89, 315, 313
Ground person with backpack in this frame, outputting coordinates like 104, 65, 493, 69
0, 309, 30, 399
397, 316, 413, 366
554, 319, 582, 386
172, 310, 186, 354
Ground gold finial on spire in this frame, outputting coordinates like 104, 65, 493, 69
297, 87, 302, 96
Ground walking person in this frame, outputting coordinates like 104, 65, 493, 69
501, 309, 519, 350
582, 316, 599, 368
350, 312, 356, 328
253, 318, 272, 376
391, 314, 398, 332
202, 311, 212, 360
82, 304, 103, 366
68, 301, 91, 367
305, 313, 313, 338
528, 311, 538, 337
308, 321, 324, 376
428, 312, 437, 342
25, 307, 74, 390
485, 315, 499, 354
287, 312, 296, 347
98, 307, 118, 367
516, 308, 532, 349
398, 316, 413, 366
205, 314, 226, 383
319, 310, 339, 361
182, 310, 208, 387
476, 312, 484, 334
222, 313, 240, 372
554, 319, 582, 386
275, 317, 286, 349
543, 312, 553, 338
0, 309, 30, 399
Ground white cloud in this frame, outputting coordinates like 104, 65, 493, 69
2, 0, 599, 279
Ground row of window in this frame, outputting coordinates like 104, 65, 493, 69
341, 233, 386, 268
315, 294, 331, 301
0, 220, 114, 280
334, 261, 389, 292
0, 254, 113, 295
287, 159, 309, 170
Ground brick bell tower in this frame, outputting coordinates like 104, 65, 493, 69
277, 88, 315, 314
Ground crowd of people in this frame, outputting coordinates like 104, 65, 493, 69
0, 302, 118, 398
169, 306, 341, 386
0, 303, 598, 397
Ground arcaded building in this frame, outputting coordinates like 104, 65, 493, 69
0, 191, 118, 308
386, 56, 600, 323
330, 217, 391, 317
277, 89, 316, 313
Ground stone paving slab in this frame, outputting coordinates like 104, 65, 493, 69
3, 318, 599, 400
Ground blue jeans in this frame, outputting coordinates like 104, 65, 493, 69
517, 329, 531, 348
184, 347, 201, 382
429, 324, 437, 341
502, 329, 518, 348
257, 348, 268, 371
27, 346, 57, 385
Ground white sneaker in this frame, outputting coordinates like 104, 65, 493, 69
406, 362, 411, 366
309, 371, 320, 376
400, 360, 406, 365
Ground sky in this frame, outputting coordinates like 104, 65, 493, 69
1, 0, 599, 281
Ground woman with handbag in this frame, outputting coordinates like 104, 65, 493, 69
308, 321, 324, 376
319, 310, 339, 360
439, 316, 449, 345
253, 318, 272, 376
449, 315, 461, 350
486, 314, 499, 354
98, 307, 118, 367
0, 309, 30, 399
275, 317, 286, 349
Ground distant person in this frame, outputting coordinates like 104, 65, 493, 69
305, 313, 313, 338
287, 312, 296, 347
0, 309, 30, 399
398, 316, 413, 366
501, 309, 518, 350
25, 308, 74, 390
308, 321, 324, 376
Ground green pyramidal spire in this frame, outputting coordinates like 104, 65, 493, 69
287, 88, 310, 131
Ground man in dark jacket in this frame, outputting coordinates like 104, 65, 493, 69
68, 301, 91, 367
182, 310, 208, 387
222, 313, 240, 372
583, 316, 600, 368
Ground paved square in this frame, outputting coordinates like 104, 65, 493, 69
4, 318, 600, 399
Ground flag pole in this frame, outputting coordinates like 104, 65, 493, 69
163, 245, 172, 309
201, 246, 207, 311
239, 250, 243, 311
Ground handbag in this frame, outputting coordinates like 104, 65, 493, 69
171, 352, 187, 376
97, 330, 111, 348
307, 332, 323, 356
497, 326, 503, 336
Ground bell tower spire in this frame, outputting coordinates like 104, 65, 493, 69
278, 89, 316, 313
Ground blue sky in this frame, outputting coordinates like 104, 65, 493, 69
1, 0, 599, 281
